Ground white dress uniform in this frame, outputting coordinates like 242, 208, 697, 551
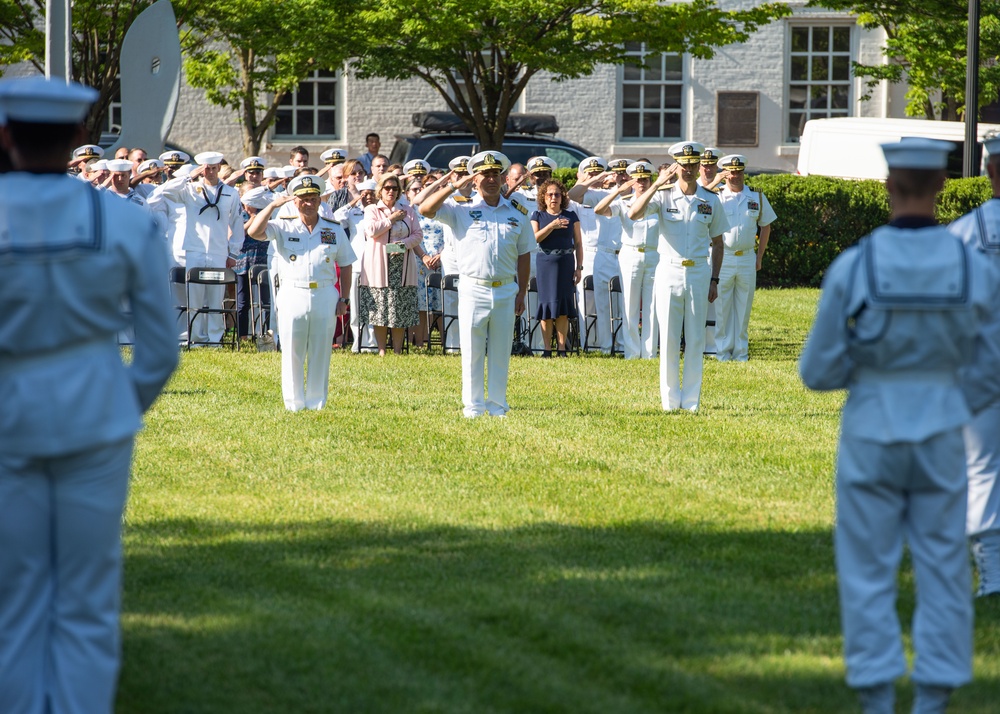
645, 184, 729, 409
800, 217, 1000, 694
153, 174, 243, 344
0, 173, 177, 712
608, 193, 660, 359
434, 192, 534, 417
576, 190, 622, 353
715, 183, 776, 361
948, 196, 1000, 595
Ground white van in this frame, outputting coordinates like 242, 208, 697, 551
796, 117, 1000, 179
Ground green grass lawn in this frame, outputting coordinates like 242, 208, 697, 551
119, 288, 1000, 713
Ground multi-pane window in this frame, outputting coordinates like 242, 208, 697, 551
274, 69, 339, 138
788, 25, 852, 141
619, 42, 684, 141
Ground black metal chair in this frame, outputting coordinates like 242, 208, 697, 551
184, 266, 238, 350
581, 274, 599, 352
609, 274, 625, 357
248, 265, 271, 340
441, 274, 461, 354
425, 271, 444, 352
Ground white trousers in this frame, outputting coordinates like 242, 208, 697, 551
277, 284, 337, 411
715, 251, 756, 361
0, 438, 134, 714
184, 250, 227, 344
966, 402, 1000, 536
835, 431, 972, 689
579, 250, 620, 354
458, 281, 517, 417
617, 246, 659, 359
656, 260, 709, 411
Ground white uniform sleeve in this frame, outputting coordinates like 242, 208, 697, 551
758, 191, 777, 227
707, 194, 731, 238
799, 251, 857, 391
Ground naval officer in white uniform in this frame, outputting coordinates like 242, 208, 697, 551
800, 138, 1000, 714
248, 175, 355, 411
419, 151, 533, 418
713, 154, 776, 361
0, 76, 177, 714
948, 134, 1000, 599
628, 142, 729, 410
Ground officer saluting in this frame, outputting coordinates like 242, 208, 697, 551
800, 138, 1000, 714
0, 76, 177, 713
420, 150, 533, 418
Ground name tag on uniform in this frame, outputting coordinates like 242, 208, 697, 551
697, 204, 713, 215
320, 229, 337, 245
287, 236, 300, 242
664, 207, 679, 213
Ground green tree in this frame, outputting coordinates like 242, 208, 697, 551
809, 0, 1000, 120
182, 0, 360, 155
0, 0, 196, 141
351, 0, 792, 150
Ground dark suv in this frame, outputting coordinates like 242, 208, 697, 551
389, 112, 593, 171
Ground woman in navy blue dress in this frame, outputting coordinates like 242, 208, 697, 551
530, 179, 583, 356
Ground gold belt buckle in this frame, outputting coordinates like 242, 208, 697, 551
491, 280, 502, 288
309, 281, 318, 289
681, 259, 695, 267
635, 247, 646, 253
734, 250, 744, 256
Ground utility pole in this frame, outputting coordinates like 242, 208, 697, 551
965, 0, 981, 177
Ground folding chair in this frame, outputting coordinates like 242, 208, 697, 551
526, 276, 545, 355
169, 266, 188, 346
441, 274, 461, 355
184, 266, 238, 350
609, 275, 625, 357
425, 271, 444, 352
248, 265, 271, 339
581, 274, 599, 353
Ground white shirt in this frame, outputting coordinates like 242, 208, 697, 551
717, 185, 777, 252
264, 215, 357, 285
607, 193, 659, 249
645, 185, 730, 261
152, 176, 243, 256
432, 194, 534, 281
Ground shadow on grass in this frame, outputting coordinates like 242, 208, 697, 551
117, 520, 999, 714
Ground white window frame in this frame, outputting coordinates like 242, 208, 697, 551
273, 69, 342, 140
785, 22, 856, 143
616, 44, 687, 144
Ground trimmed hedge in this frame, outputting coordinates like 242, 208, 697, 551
549, 169, 993, 287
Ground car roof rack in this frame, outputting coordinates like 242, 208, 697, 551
411, 111, 559, 135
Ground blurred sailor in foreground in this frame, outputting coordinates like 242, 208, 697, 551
948, 134, 1000, 600
800, 138, 1000, 714
0, 76, 177, 714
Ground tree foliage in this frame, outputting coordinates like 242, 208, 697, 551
809, 0, 1000, 121
351, 0, 792, 150
0, 0, 197, 141
182, 0, 360, 155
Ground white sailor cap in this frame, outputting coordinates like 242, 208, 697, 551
700, 147, 721, 165
626, 161, 655, 179
880, 137, 955, 170
137, 158, 165, 173
0, 76, 97, 125
73, 144, 104, 160
241, 186, 274, 210
106, 159, 134, 173
194, 151, 224, 166
718, 154, 747, 172
320, 148, 347, 165
263, 167, 282, 179
287, 174, 325, 196
160, 150, 190, 166
669, 141, 705, 165
448, 155, 471, 173
608, 159, 630, 174
983, 134, 1000, 158
469, 150, 511, 174
240, 156, 266, 170
174, 164, 195, 178
403, 159, 431, 176
526, 156, 557, 174
357, 178, 377, 192
90, 159, 110, 173
280, 165, 297, 178
579, 156, 608, 174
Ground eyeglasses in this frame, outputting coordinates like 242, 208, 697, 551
383, 185, 400, 192
351, 171, 366, 177
545, 192, 562, 198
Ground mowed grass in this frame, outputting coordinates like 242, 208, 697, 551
119, 288, 1000, 713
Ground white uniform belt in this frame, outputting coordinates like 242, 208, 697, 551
597, 246, 620, 255
665, 256, 706, 267
461, 276, 515, 288
287, 278, 337, 289
725, 247, 754, 256
621, 244, 656, 253
853, 367, 956, 385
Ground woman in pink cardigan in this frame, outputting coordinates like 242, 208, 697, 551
358, 173, 429, 354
